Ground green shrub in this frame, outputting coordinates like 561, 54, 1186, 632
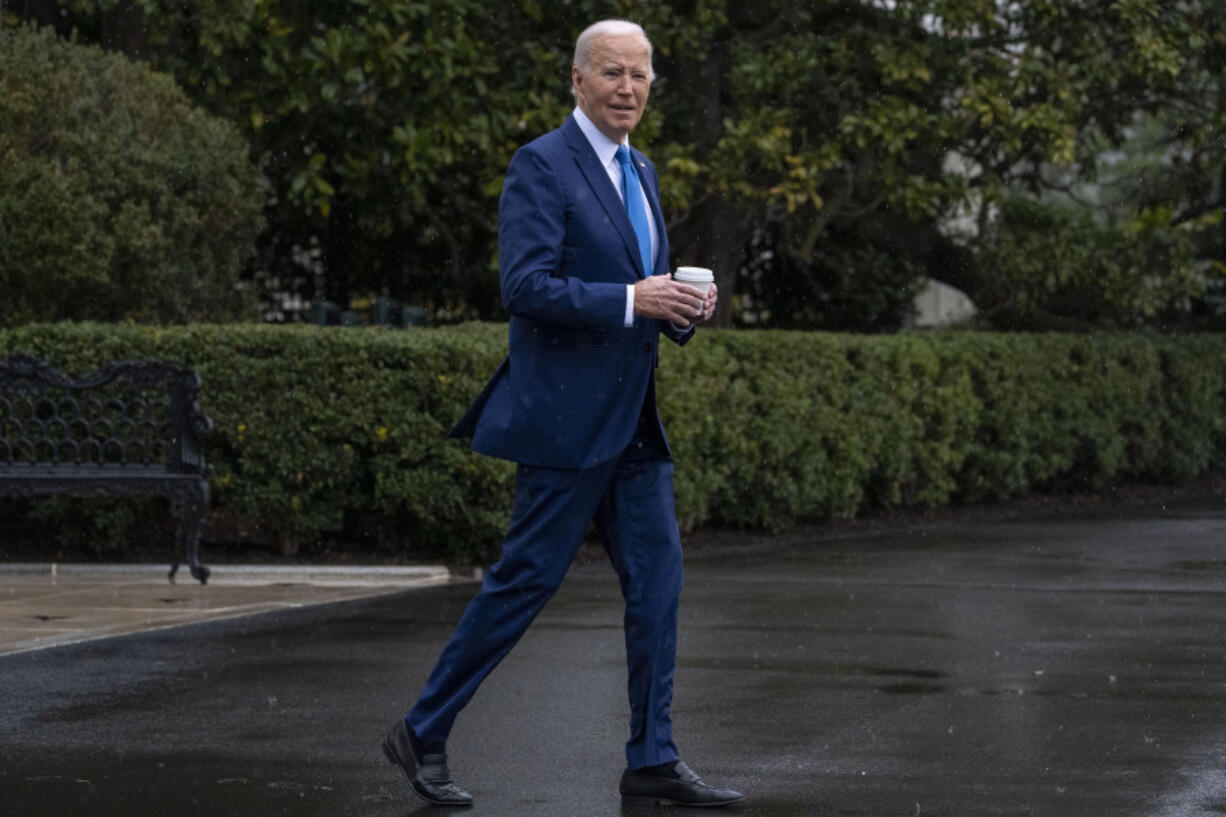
0, 323, 515, 563
976, 198, 1222, 329
0, 25, 264, 326
1, 324, 1223, 563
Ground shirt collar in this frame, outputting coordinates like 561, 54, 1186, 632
573, 106, 628, 168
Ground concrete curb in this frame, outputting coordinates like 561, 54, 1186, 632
0, 562, 458, 587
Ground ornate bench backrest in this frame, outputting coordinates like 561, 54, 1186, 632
0, 354, 212, 473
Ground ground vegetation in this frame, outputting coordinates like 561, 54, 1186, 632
2, 323, 1222, 561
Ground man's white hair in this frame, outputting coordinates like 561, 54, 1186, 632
572, 19, 654, 81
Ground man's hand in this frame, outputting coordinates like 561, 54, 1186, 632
634, 277, 718, 326
696, 283, 718, 324
662, 283, 719, 329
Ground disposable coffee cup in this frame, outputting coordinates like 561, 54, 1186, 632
672, 266, 714, 316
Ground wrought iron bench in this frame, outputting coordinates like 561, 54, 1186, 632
0, 354, 213, 584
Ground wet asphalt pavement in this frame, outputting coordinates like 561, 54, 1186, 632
3, 497, 1226, 817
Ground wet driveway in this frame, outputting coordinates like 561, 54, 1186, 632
3, 497, 1225, 816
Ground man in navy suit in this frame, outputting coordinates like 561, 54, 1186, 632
383, 19, 743, 808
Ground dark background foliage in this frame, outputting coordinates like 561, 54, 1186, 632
5, 1, 1224, 331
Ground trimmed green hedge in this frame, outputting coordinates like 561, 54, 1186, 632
2, 324, 1224, 562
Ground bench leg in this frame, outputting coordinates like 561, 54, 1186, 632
170, 481, 211, 585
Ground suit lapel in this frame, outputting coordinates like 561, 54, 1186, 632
631, 146, 669, 276
562, 116, 646, 278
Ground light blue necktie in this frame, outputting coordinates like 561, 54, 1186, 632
616, 145, 653, 278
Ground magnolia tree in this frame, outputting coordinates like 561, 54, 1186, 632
12, 0, 1225, 330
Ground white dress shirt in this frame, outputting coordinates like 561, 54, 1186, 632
572, 107, 659, 327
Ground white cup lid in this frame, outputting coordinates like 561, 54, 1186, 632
674, 266, 714, 281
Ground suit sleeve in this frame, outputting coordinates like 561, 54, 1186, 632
498, 147, 627, 328
661, 321, 695, 346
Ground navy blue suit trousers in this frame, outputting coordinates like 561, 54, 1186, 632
407, 419, 683, 769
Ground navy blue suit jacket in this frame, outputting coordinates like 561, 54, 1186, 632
451, 115, 693, 469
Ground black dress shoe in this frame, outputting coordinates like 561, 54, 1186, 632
620, 760, 744, 807
382, 720, 473, 807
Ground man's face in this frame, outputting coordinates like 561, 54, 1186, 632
572, 33, 652, 143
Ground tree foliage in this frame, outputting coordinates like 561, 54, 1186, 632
11, 0, 1226, 330
28, 0, 579, 320
635, 0, 1226, 329
0, 25, 264, 326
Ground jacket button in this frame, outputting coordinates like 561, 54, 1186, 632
643, 343, 652, 353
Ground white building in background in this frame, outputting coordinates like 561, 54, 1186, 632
909, 277, 978, 328
905, 149, 982, 328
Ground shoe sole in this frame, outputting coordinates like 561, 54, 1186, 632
382, 736, 473, 808
621, 794, 746, 808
